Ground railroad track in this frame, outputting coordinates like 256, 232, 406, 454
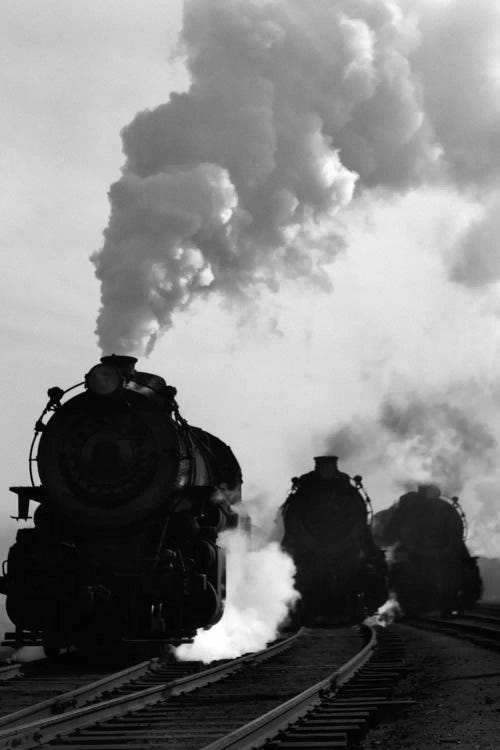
410, 607, 500, 652
0, 664, 23, 683
0, 626, 408, 750
0, 651, 205, 728
474, 601, 500, 616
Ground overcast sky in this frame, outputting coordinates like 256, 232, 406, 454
2, 0, 500, 572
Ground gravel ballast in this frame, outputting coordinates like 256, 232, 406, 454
366, 624, 500, 750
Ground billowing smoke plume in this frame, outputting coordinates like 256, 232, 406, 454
92, 1, 500, 354
92, 0, 500, 353
449, 193, 500, 287
176, 529, 299, 662
322, 388, 500, 555
413, 0, 500, 289
325, 392, 497, 494
94, 0, 462, 355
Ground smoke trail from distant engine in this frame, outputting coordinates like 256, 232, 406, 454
323, 388, 500, 555
324, 392, 497, 496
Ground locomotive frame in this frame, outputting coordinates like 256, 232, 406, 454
373, 486, 483, 617
0, 355, 242, 655
280, 456, 388, 625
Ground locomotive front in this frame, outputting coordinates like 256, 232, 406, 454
1, 355, 242, 654
373, 485, 482, 615
281, 456, 388, 624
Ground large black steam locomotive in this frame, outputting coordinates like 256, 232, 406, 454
280, 456, 388, 624
0, 356, 243, 654
372, 485, 482, 616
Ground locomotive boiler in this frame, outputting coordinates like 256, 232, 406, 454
372, 485, 482, 616
280, 456, 388, 624
0, 355, 243, 655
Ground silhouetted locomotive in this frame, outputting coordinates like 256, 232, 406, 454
372, 484, 482, 616
0, 355, 243, 655
280, 456, 388, 624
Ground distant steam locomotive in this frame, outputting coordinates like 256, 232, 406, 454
0, 355, 243, 655
280, 456, 388, 624
372, 485, 482, 616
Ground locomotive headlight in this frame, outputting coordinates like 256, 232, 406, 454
86, 364, 122, 396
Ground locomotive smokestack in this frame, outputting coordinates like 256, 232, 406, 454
314, 456, 339, 472
100, 355, 137, 378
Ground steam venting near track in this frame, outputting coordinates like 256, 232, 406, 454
364, 594, 402, 628
176, 529, 299, 662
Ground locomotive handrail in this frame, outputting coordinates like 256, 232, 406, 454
353, 475, 374, 526
440, 494, 469, 541
28, 381, 85, 487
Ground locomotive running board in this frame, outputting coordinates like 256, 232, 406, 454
2, 631, 44, 647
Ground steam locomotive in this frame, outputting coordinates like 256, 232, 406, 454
0, 355, 243, 655
372, 485, 482, 616
280, 456, 388, 624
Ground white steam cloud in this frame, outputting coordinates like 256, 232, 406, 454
176, 529, 299, 662
364, 593, 402, 627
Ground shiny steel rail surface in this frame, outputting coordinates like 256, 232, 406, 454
0, 658, 157, 728
0, 631, 301, 750
199, 625, 378, 750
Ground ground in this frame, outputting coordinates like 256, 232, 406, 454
365, 624, 500, 750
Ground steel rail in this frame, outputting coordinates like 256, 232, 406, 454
198, 625, 377, 750
452, 612, 500, 626
411, 615, 500, 650
0, 665, 22, 682
416, 615, 500, 635
0, 631, 301, 750
0, 658, 155, 729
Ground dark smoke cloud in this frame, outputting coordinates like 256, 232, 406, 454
92, 0, 500, 353
324, 391, 497, 495
92, 0, 439, 355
